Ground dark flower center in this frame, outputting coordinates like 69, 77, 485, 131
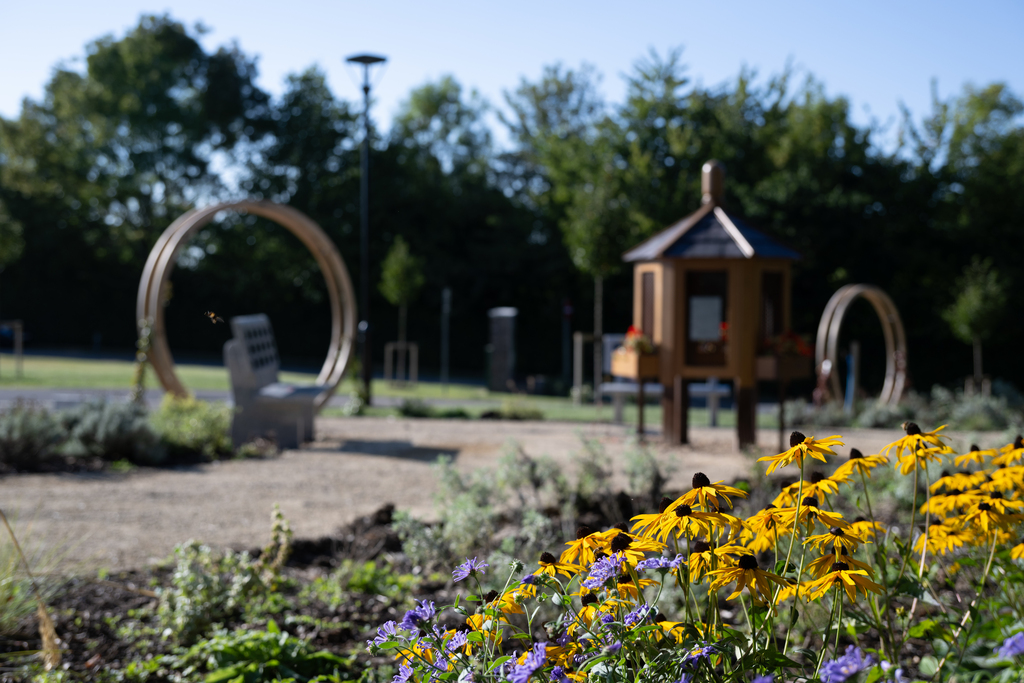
854, 516, 866, 523
593, 550, 607, 561
581, 594, 598, 606
616, 574, 632, 584
835, 544, 847, 556
692, 472, 711, 489
483, 590, 498, 603
1016, 435, 1024, 450
675, 504, 693, 517
811, 472, 826, 484
613, 522, 628, 532
970, 444, 980, 452
831, 562, 850, 572
790, 431, 806, 447
830, 527, 845, 537
576, 526, 593, 540
765, 504, 777, 510
610, 533, 632, 553
991, 491, 1004, 500
849, 448, 864, 460
659, 497, 673, 514
540, 552, 557, 564
979, 503, 992, 511
802, 496, 819, 507
940, 470, 951, 479
693, 541, 711, 553
904, 422, 921, 435
737, 554, 759, 570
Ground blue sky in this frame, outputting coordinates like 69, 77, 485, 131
2, 0, 1022, 151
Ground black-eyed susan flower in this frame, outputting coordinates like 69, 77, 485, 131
559, 526, 602, 566
804, 525, 869, 554
630, 497, 677, 540
676, 472, 748, 511
880, 421, 951, 462
895, 445, 949, 475
930, 470, 988, 493
803, 561, 883, 602
954, 443, 997, 467
773, 471, 840, 506
992, 436, 1024, 466
807, 548, 873, 578
914, 520, 970, 556
758, 432, 844, 475
1011, 539, 1024, 560
781, 496, 849, 531
533, 551, 580, 578
707, 553, 788, 604
687, 540, 748, 582
983, 467, 1024, 493
652, 503, 722, 543
958, 499, 1020, 534
921, 489, 983, 518
832, 448, 889, 481
847, 517, 885, 540
745, 505, 792, 553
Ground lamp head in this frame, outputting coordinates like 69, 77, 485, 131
346, 54, 386, 65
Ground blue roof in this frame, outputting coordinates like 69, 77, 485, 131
623, 204, 800, 262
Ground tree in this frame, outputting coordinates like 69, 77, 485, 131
943, 257, 1006, 385
379, 236, 424, 345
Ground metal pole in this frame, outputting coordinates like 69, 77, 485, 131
441, 287, 451, 392
359, 68, 373, 405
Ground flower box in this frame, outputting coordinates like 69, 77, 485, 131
755, 355, 813, 381
611, 347, 660, 380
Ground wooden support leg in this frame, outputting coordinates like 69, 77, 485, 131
637, 380, 645, 441
737, 386, 756, 448
662, 375, 688, 445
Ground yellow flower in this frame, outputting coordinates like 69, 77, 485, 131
983, 467, 1024, 493
895, 446, 948, 476
595, 529, 664, 565
1011, 540, 1024, 561
559, 525, 603, 566
954, 443, 997, 467
651, 503, 727, 543
803, 561, 883, 602
773, 473, 841, 507
744, 505, 792, 553
832, 448, 889, 481
914, 520, 970, 556
807, 549, 873, 578
958, 499, 1020, 535
758, 432, 844, 475
880, 422, 951, 461
533, 551, 580, 578
780, 496, 849, 531
676, 472, 748, 511
930, 470, 988, 494
804, 525, 870, 554
992, 436, 1024, 467
848, 518, 885, 540
687, 541, 748, 582
921, 490, 984, 518
708, 553, 788, 604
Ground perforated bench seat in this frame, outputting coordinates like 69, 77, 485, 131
224, 314, 321, 449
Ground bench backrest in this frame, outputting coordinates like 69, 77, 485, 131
225, 314, 280, 390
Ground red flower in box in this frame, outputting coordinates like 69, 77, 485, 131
624, 325, 654, 354
761, 331, 813, 357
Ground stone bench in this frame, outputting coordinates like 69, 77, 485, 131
223, 314, 321, 449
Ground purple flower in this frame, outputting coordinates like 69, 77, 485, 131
600, 613, 614, 625
682, 644, 716, 666
453, 557, 489, 582
582, 553, 623, 589
819, 645, 874, 682
999, 632, 1024, 659
752, 675, 773, 683
399, 599, 437, 630
556, 629, 571, 646
368, 620, 399, 650
636, 554, 685, 572
550, 666, 570, 683
509, 642, 547, 683
675, 676, 692, 683
446, 630, 469, 652
624, 604, 653, 627
605, 641, 622, 655
520, 574, 537, 585
393, 662, 413, 683
880, 661, 906, 683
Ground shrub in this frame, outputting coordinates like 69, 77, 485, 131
398, 399, 434, 418
59, 400, 166, 465
156, 541, 265, 644
0, 402, 64, 471
151, 395, 232, 460
169, 620, 352, 682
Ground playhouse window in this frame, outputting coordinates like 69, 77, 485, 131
686, 270, 728, 366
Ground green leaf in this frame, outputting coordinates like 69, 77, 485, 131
266, 619, 281, 634
918, 655, 939, 677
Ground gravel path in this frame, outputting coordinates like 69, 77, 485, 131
0, 418, 922, 572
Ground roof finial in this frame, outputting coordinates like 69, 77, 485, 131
701, 160, 725, 206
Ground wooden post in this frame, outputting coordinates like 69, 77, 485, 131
637, 379, 645, 441
737, 384, 756, 448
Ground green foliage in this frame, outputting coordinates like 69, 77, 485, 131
397, 399, 433, 418
59, 400, 166, 465
943, 256, 1007, 346
156, 542, 266, 644
377, 236, 424, 309
171, 620, 353, 683
0, 199, 24, 269
302, 560, 419, 610
151, 395, 232, 460
0, 402, 64, 470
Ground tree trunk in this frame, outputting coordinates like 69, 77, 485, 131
593, 274, 603, 407
399, 303, 407, 345
973, 335, 983, 385
397, 303, 408, 383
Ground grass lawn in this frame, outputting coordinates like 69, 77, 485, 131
0, 352, 781, 428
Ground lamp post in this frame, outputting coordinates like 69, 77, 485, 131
346, 53, 386, 405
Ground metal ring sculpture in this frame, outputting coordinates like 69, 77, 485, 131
136, 200, 356, 411
815, 284, 908, 406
